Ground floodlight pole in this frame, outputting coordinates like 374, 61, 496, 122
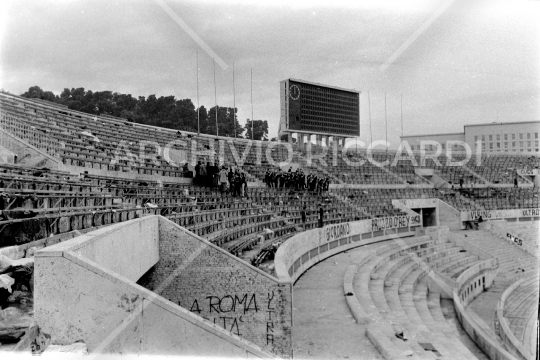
233, 62, 236, 138
384, 91, 387, 153
368, 90, 372, 146
196, 51, 200, 135
251, 68, 254, 141
400, 93, 403, 138
213, 59, 219, 137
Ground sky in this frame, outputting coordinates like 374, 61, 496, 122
0, 0, 539, 147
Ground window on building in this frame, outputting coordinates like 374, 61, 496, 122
441, 143, 445, 150
512, 134, 516, 140
504, 134, 508, 140
536, 133, 538, 139
504, 142, 508, 148
527, 133, 531, 139
497, 142, 500, 148
489, 135, 493, 141
490, 143, 493, 149
496, 134, 500, 141
535, 140, 539, 147
512, 141, 516, 147
528, 141, 532, 147
482, 135, 485, 141
482, 143, 486, 150
474, 136, 478, 142
520, 133, 523, 139
520, 141, 524, 147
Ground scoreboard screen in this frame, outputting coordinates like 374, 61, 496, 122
279, 79, 360, 137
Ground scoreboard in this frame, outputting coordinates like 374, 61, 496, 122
279, 79, 360, 138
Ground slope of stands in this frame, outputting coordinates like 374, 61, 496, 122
2, 91, 540, 357
345, 233, 490, 359
498, 275, 539, 360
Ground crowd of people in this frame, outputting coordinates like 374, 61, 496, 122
264, 168, 330, 193
191, 160, 332, 197
193, 160, 248, 197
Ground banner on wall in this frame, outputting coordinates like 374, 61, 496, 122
517, 169, 538, 176
396, 198, 437, 208
461, 208, 540, 221
507, 233, 523, 246
370, 214, 422, 232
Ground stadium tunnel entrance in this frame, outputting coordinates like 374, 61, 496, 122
410, 207, 437, 227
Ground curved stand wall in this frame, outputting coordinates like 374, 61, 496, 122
274, 215, 422, 283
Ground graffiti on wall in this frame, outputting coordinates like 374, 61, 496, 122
189, 293, 259, 336
371, 215, 421, 232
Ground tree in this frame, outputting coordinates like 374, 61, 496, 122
21, 86, 58, 102
244, 119, 268, 141
174, 99, 197, 133
207, 106, 244, 138
18, 85, 258, 138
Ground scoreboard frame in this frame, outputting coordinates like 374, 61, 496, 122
279, 78, 360, 138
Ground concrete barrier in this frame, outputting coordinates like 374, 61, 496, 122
451, 258, 515, 360
274, 215, 422, 283
34, 216, 279, 358
496, 277, 537, 360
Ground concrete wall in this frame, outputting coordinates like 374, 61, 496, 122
438, 200, 462, 230
0, 128, 60, 168
274, 216, 421, 283
137, 219, 293, 358
34, 216, 276, 358
67, 216, 159, 282
496, 278, 536, 360
451, 257, 513, 360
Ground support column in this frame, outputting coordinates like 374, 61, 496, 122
316, 135, 322, 148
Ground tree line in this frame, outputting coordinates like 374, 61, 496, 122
17, 86, 269, 140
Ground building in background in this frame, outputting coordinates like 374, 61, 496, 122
401, 121, 540, 154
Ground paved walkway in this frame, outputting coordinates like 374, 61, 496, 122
292, 248, 383, 360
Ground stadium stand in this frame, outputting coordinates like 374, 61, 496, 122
1, 91, 539, 358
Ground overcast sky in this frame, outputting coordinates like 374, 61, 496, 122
1, 0, 539, 146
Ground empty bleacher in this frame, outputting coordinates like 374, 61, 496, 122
2, 91, 540, 358
345, 234, 489, 359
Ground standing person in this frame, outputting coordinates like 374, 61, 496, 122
318, 204, 324, 228
240, 173, 248, 198
233, 169, 241, 197
195, 161, 201, 185
274, 169, 281, 189
264, 170, 271, 187
514, 176, 518, 188
459, 177, 464, 189
199, 161, 207, 187
301, 206, 307, 228
219, 167, 228, 195
228, 167, 234, 192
